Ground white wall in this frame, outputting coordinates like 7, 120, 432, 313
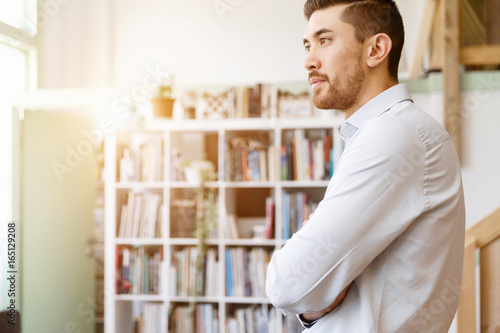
40, 0, 309, 88
38, 0, 500, 226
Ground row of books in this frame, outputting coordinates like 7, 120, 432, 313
225, 137, 276, 182
118, 191, 164, 238
134, 303, 165, 333
281, 129, 334, 181
283, 192, 319, 239
119, 141, 163, 182
226, 306, 302, 333
170, 248, 219, 297
171, 304, 219, 333
225, 248, 270, 297
116, 247, 163, 295
134, 304, 302, 333
225, 84, 277, 119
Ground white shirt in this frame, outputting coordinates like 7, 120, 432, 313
266, 84, 465, 332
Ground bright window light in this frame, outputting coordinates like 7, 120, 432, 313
0, 0, 38, 35
0, 0, 25, 30
0, 41, 27, 93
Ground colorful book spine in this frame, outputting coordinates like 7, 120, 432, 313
226, 249, 233, 297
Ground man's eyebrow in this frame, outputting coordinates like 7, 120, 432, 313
303, 28, 334, 45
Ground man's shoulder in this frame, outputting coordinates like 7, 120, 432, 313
374, 101, 451, 150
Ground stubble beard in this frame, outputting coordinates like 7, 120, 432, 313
312, 58, 365, 111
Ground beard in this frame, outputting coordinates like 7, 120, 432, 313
310, 57, 365, 111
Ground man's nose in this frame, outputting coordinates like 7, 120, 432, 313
304, 47, 321, 71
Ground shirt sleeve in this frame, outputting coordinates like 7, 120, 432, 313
266, 117, 427, 315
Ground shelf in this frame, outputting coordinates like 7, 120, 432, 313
106, 113, 343, 333
115, 182, 164, 189
224, 297, 272, 304
169, 296, 220, 303
174, 180, 330, 189
144, 117, 343, 132
169, 181, 219, 189
169, 238, 219, 246
222, 181, 276, 188
280, 180, 330, 188
115, 238, 164, 246
114, 294, 164, 302
223, 238, 277, 247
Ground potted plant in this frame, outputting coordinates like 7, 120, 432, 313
151, 75, 176, 118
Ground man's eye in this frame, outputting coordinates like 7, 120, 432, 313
320, 38, 329, 45
304, 45, 311, 53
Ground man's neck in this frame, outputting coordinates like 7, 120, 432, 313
341, 79, 399, 121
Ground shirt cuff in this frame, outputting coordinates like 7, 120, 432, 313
297, 314, 320, 329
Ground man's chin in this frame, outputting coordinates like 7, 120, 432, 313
313, 95, 335, 110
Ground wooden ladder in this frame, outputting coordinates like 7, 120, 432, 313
457, 207, 500, 333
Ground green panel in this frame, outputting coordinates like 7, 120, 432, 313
21, 111, 95, 333
402, 70, 500, 93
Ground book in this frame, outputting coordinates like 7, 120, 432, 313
264, 197, 275, 239
283, 192, 290, 239
281, 145, 287, 181
225, 249, 233, 297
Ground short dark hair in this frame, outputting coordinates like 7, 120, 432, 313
304, 0, 404, 80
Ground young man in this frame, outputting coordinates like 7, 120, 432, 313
266, 1, 465, 332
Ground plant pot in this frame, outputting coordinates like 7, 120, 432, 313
151, 97, 175, 118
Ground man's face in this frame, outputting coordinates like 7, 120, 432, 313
303, 5, 366, 112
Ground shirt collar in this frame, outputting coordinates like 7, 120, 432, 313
340, 84, 413, 142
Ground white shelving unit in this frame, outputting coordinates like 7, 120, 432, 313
104, 116, 343, 332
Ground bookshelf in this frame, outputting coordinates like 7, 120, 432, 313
104, 111, 344, 332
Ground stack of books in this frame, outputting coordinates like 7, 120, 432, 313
281, 129, 333, 181
118, 140, 163, 182
118, 191, 163, 238
225, 248, 270, 297
225, 137, 276, 182
170, 248, 219, 297
226, 305, 302, 333
116, 247, 163, 295
226, 83, 277, 119
134, 303, 164, 332
171, 304, 219, 333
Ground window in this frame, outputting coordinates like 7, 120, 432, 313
0, 0, 38, 35
0, 0, 38, 311
0, 41, 29, 93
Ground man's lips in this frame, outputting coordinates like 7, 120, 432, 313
310, 78, 326, 89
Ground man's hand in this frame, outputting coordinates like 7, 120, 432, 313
300, 212, 353, 322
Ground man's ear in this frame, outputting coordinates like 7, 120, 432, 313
365, 33, 392, 68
